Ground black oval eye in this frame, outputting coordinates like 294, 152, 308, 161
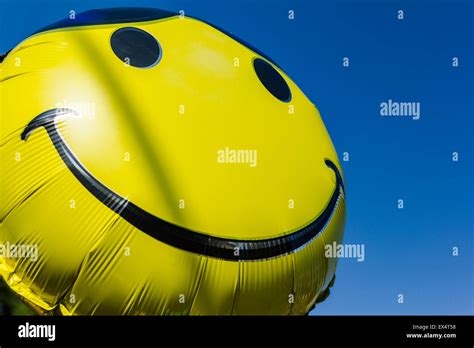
111, 27, 161, 68
253, 58, 291, 102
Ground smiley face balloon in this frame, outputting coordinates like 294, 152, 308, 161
0, 8, 346, 315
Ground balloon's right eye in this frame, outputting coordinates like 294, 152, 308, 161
253, 58, 291, 103
110, 27, 162, 68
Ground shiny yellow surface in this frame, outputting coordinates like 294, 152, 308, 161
0, 16, 345, 315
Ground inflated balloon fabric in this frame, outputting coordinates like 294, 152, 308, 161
0, 8, 346, 315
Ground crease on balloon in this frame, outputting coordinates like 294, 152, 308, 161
13, 41, 68, 54
188, 256, 209, 314
288, 252, 296, 315
0, 126, 29, 146
134, 281, 153, 315
316, 230, 329, 309
1, 183, 48, 223
0, 72, 34, 83
230, 262, 242, 315
56, 213, 123, 314
98, 223, 135, 280
0, 270, 54, 313
0, 167, 65, 223
121, 281, 142, 315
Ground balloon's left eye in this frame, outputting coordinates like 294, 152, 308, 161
111, 27, 161, 68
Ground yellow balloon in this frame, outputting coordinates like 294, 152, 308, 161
0, 8, 346, 315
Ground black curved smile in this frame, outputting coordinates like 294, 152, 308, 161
22, 108, 345, 261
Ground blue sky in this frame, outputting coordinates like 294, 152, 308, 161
1, 0, 472, 315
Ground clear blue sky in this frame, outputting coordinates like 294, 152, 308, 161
1, 0, 472, 315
